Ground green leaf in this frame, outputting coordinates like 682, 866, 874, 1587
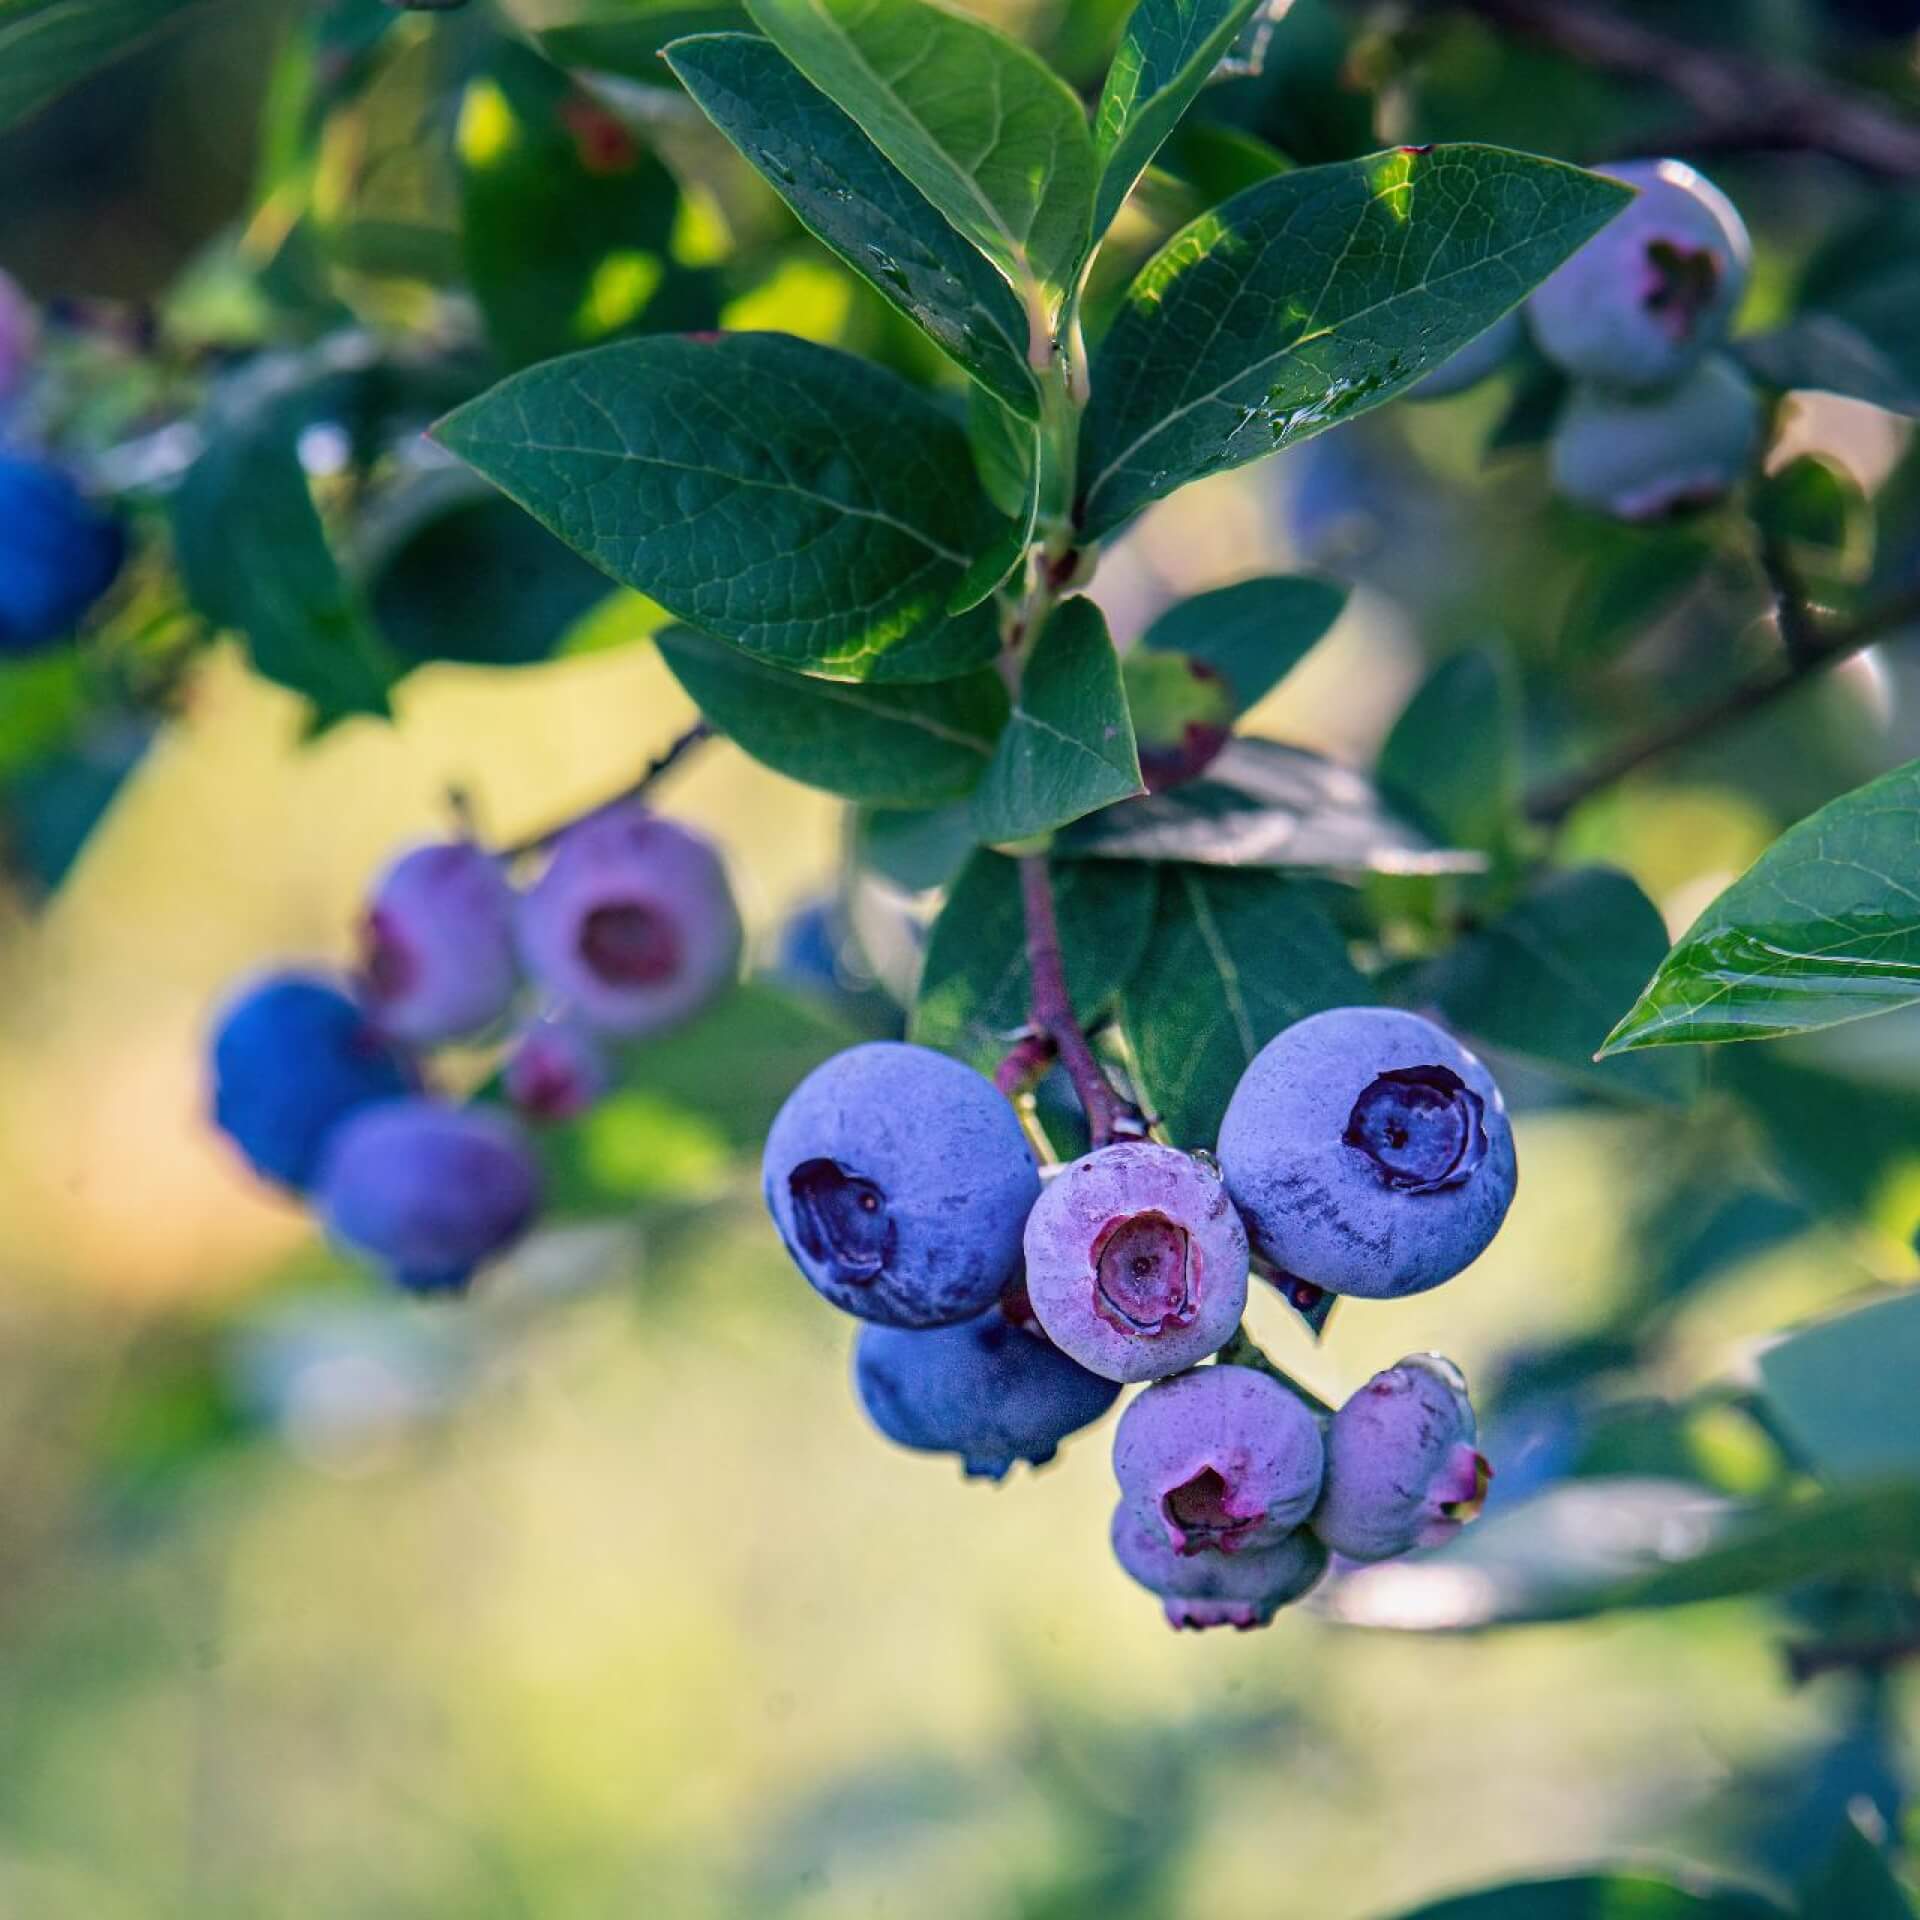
1736, 315, 1920, 418
1555, 532, 1713, 665
1758, 1290, 1920, 1485
0, 0, 201, 131
969, 385, 1039, 521
1601, 757, 1920, 1055
1426, 867, 1700, 1106
513, 0, 748, 81
458, 44, 711, 367
1141, 573, 1346, 713
1119, 865, 1365, 1146
911, 850, 1157, 1071
1375, 650, 1515, 855
434, 332, 1003, 683
173, 357, 398, 723
1091, 0, 1266, 239
666, 32, 1039, 419
971, 597, 1143, 844
1385, 1875, 1789, 1920
1799, 1819, 1918, 1920
1077, 146, 1632, 536
743, 0, 1096, 314
1059, 737, 1482, 874
656, 623, 1006, 805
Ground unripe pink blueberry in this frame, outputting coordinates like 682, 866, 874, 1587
1110, 1503, 1328, 1631
358, 841, 520, 1045
1312, 1354, 1490, 1563
1112, 1363, 1324, 1556
1023, 1141, 1249, 1383
516, 802, 740, 1035
503, 1014, 609, 1122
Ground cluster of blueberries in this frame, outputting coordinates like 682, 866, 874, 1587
763, 1008, 1516, 1630
1420, 158, 1759, 522
0, 273, 127, 658
209, 801, 740, 1292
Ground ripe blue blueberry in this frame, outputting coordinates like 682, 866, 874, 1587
210, 971, 416, 1191
763, 1041, 1041, 1327
1549, 356, 1761, 521
1023, 1142, 1249, 1383
503, 1013, 609, 1122
1312, 1354, 1490, 1562
0, 453, 126, 654
853, 1305, 1120, 1479
1112, 1363, 1324, 1556
1110, 1503, 1329, 1631
359, 840, 520, 1044
1527, 159, 1750, 391
317, 1097, 542, 1295
1216, 1007, 1516, 1300
517, 801, 740, 1035
1410, 308, 1525, 401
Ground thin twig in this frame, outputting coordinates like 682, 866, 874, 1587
1017, 853, 1141, 1147
1525, 583, 1920, 826
993, 1029, 1058, 1098
1785, 1631, 1920, 1687
499, 720, 715, 859
1405, 0, 1920, 180
1760, 538, 1822, 671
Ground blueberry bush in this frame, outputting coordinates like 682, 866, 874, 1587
8, 0, 1920, 1910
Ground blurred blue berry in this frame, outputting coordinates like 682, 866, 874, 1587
359, 840, 520, 1045
0, 453, 125, 654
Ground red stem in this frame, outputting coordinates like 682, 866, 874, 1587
1016, 854, 1139, 1147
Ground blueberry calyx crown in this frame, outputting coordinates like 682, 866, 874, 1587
1092, 1210, 1197, 1335
789, 1158, 894, 1285
579, 900, 681, 987
1163, 1467, 1255, 1555
1343, 1065, 1488, 1194
1641, 239, 1720, 344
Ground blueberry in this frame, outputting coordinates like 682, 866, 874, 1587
0, 453, 126, 654
1527, 160, 1750, 391
210, 971, 416, 1191
854, 1305, 1120, 1479
762, 1041, 1041, 1327
1312, 1354, 1490, 1562
1549, 356, 1761, 522
1409, 308, 1525, 401
1112, 1363, 1324, 1556
358, 841, 520, 1045
503, 1014, 609, 1122
1023, 1142, 1249, 1382
317, 1098, 541, 1295
1110, 1503, 1328, 1631
1216, 1007, 1516, 1300
516, 801, 740, 1035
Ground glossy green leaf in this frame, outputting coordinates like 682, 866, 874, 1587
1426, 868, 1700, 1105
1060, 737, 1481, 874
656, 623, 1007, 805
1386, 1875, 1788, 1920
1091, 0, 1266, 238
173, 359, 398, 724
667, 32, 1038, 418
911, 850, 1157, 1071
743, 0, 1096, 312
0, 0, 201, 130
516, 0, 747, 81
1141, 574, 1346, 713
971, 598, 1143, 844
459, 44, 710, 367
1078, 147, 1632, 536
1376, 650, 1515, 854
1758, 1290, 1920, 1484
1601, 757, 1920, 1054
434, 332, 1002, 683
1119, 865, 1365, 1146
